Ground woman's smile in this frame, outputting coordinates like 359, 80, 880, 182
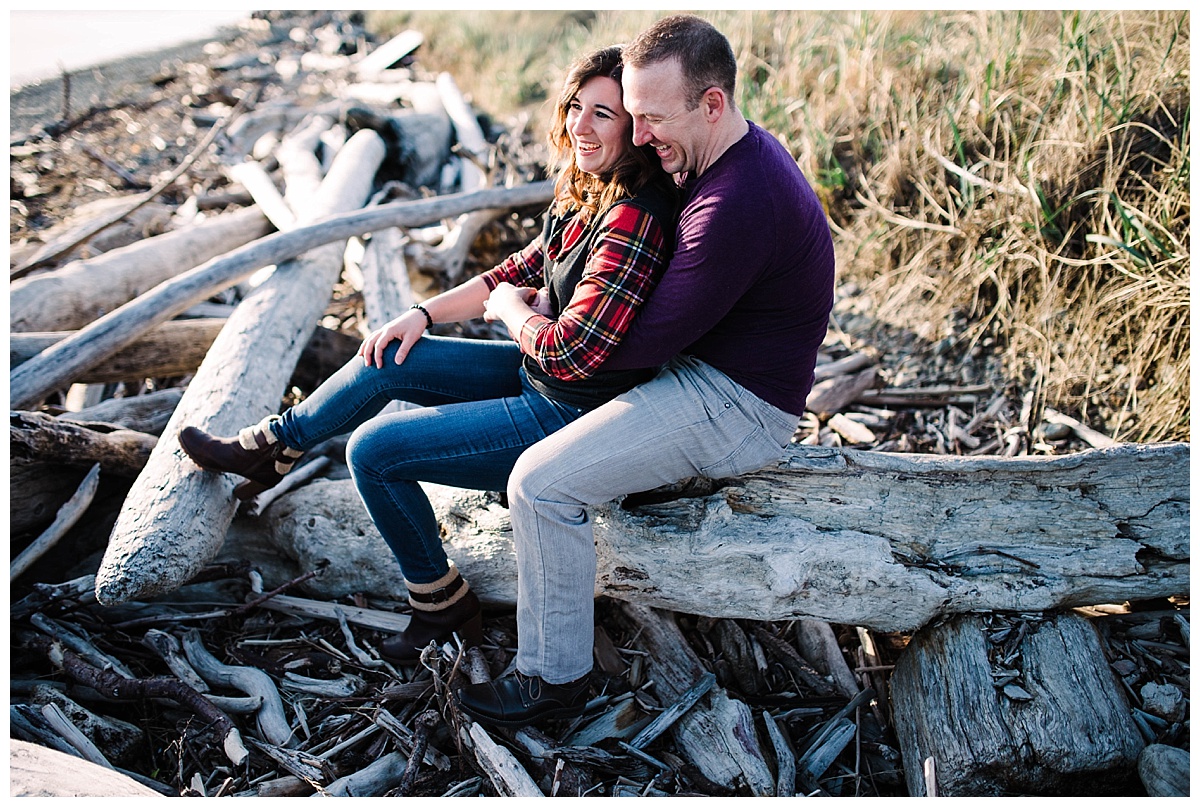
567, 75, 631, 176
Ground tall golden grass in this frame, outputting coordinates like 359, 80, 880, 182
368, 10, 1189, 443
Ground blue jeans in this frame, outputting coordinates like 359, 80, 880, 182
270, 335, 585, 585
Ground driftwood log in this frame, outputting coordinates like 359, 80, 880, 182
9, 740, 166, 798
92, 128, 386, 606
11, 460, 93, 537
236, 442, 1187, 633
617, 602, 775, 795
427, 71, 497, 284
358, 225, 415, 329
60, 388, 184, 436
10, 411, 156, 477
890, 612, 1145, 796
12, 321, 358, 393
9, 181, 554, 410
591, 441, 1188, 630
11, 319, 226, 384
10, 206, 272, 332
1137, 744, 1190, 797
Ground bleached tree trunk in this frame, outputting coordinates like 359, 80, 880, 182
434, 71, 497, 284
591, 441, 1188, 631
93, 129, 387, 606
11, 320, 226, 384
239, 442, 1188, 633
10, 206, 272, 333
359, 226, 415, 329
9, 181, 554, 410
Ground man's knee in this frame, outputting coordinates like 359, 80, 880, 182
507, 448, 550, 511
508, 446, 587, 519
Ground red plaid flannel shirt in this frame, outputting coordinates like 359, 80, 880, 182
480, 202, 669, 381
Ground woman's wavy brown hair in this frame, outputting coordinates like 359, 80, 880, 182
548, 45, 664, 220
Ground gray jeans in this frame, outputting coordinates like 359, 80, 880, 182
507, 355, 800, 683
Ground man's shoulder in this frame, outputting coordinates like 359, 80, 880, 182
686, 123, 816, 217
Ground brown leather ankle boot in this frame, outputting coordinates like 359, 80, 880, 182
178, 416, 304, 500
380, 566, 484, 665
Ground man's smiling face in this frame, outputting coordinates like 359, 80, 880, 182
622, 58, 710, 176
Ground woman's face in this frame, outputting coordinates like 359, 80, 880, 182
565, 75, 632, 176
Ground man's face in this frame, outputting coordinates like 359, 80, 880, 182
622, 58, 709, 176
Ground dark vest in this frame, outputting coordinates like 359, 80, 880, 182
523, 178, 678, 410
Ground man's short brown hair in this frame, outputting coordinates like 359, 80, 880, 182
623, 14, 737, 110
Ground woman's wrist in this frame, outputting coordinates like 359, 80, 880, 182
410, 303, 434, 329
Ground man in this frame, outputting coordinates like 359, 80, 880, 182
457, 14, 836, 728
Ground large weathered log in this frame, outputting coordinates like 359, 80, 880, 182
10, 181, 554, 409
890, 612, 1145, 796
10, 207, 272, 333
229, 483, 511, 605
12, 319, 226, 383
9, 740, 167, 797
10, 411, 155, 477
14, 322, 360, 396
593, 441, 1188, 630
433, 71, 493, 283
237, 442, 1188, 633
93, 129, 386, 606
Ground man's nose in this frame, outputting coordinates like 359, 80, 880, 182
631, 119, 651, 146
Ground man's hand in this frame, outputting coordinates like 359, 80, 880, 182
357, 308, 428, 368
529, 287, 553, 317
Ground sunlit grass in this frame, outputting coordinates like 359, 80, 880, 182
368, 10, 1190, 443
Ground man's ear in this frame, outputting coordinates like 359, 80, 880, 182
700, 87, 726, 122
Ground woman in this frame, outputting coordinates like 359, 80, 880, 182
179, 46, 677, 666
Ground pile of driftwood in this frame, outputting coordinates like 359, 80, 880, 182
9, 10, 1190, 798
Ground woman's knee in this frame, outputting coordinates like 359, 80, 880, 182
346, 420, 392, 478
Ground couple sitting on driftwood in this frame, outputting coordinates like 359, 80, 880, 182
178, 15, 835, 729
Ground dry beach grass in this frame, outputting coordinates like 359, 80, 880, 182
371, 9, 1190, 443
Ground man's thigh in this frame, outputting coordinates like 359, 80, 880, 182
514, 358, 796, 506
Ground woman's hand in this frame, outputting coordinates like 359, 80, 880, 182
483, 282, 540, 327
357, 308, 428, 368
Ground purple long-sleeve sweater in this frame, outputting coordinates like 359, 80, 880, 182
600, 122, 836, 415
